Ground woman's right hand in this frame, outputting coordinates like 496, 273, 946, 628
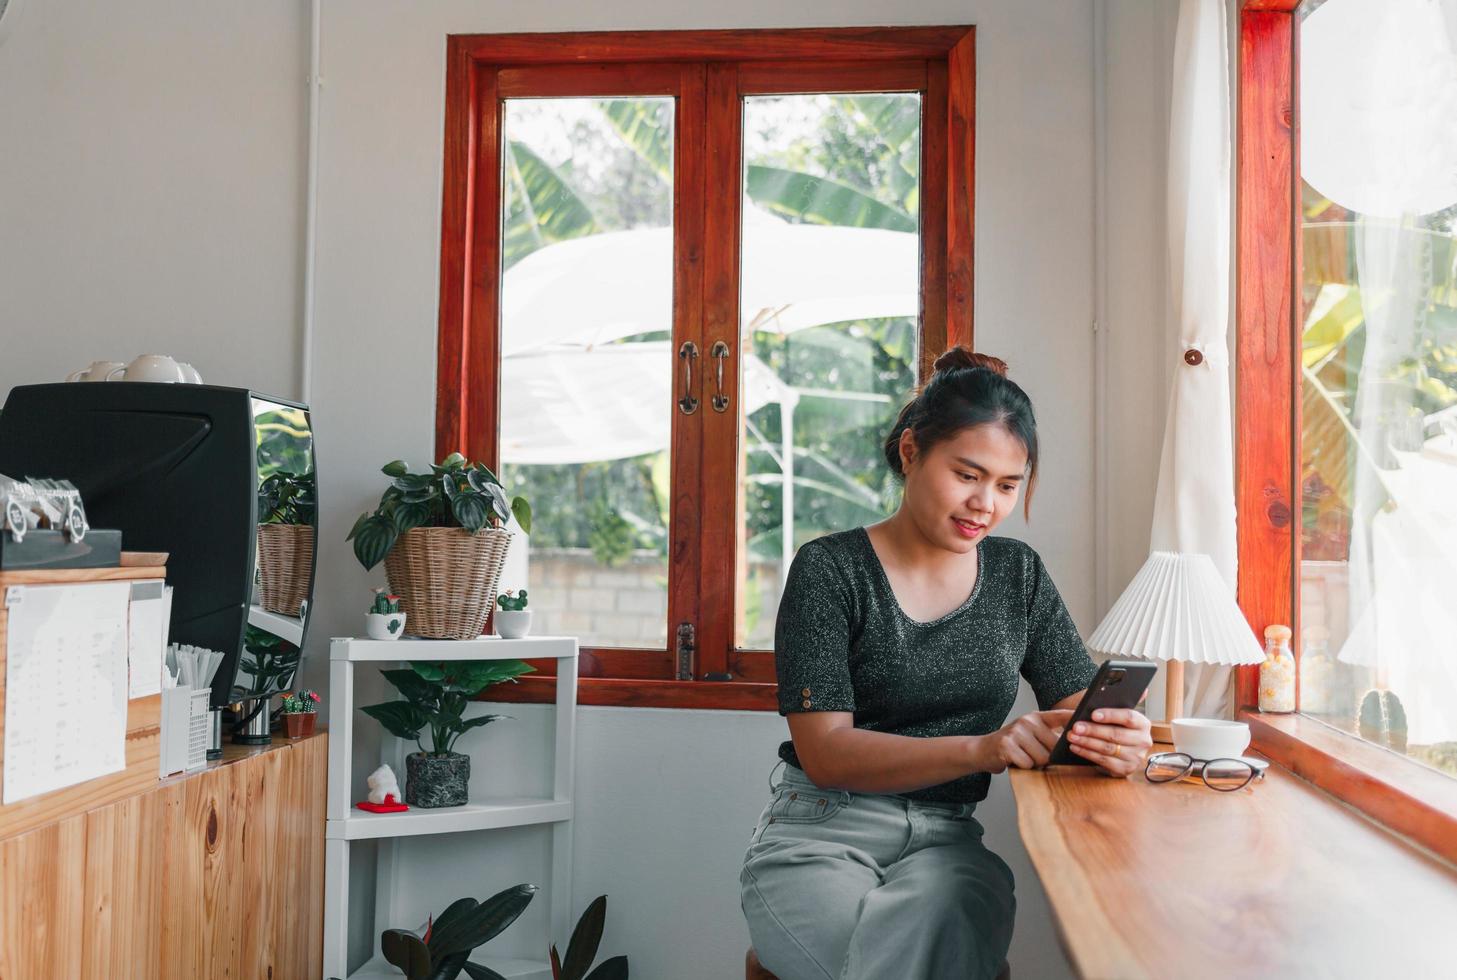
972, 709, 1074, 773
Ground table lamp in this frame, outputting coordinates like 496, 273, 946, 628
1087, 551, 1265, 743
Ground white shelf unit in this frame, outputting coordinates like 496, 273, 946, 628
323, 636, 578, 980
248, 602, 305, 646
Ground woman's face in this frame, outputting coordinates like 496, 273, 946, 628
898, 422, 1028, 553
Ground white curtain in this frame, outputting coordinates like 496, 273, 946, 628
1152, 0, 1236, 719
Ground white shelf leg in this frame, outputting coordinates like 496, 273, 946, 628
550, 648, 578, 944
373, 837, 401, 957
328, 652, 353, 822
324, 838, 350, 980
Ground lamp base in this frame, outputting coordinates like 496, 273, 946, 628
1151, 721, 1176, 745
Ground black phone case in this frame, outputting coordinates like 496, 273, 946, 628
1044, 659, 1158, 766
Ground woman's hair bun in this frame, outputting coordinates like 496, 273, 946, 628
932, 347, 1008, 378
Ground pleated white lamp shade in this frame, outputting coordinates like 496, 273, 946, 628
1088, 551, 1264, 666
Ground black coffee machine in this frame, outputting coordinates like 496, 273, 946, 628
0, 383, 317, 746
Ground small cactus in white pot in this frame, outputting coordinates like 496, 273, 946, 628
494, 589, 531, 639
366, 588, 407, 640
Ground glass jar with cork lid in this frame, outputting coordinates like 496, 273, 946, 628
1259, 624, 1296, 713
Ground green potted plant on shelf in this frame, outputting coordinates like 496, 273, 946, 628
348, 453, 531, 640
367, 588, 407, 640
256, 470, 316, 617
493, 589, 531, 639
362, 659, 535, 807
279, 689, 321, 739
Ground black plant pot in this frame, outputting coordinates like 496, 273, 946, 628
405, 751, 471, 808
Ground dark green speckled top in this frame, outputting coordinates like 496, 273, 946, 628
775, 527, 1098, 805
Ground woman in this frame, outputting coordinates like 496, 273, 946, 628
739, 348, 1153, 980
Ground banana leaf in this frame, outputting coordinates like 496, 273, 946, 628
746, 165, 914, 232
597, 99, 672, 182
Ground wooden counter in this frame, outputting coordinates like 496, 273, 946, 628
0, 561, 326, 978
0, 730, 326, 979
1010, 763, 1457, 979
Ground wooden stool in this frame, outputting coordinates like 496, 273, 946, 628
747, 948, 1010, 979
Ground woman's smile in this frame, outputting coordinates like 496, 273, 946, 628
951, 517, 987, 538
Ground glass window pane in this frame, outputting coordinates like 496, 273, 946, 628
499, 97, 674, 649
1297, 0, 1457, 777
736, 93, 921, 648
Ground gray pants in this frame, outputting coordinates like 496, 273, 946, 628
739, 762, 1015, 980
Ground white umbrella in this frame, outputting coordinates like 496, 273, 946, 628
500, 344, 785, 465
500, 203, 918, 355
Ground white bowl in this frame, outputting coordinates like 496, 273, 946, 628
1171, 718, 1250, 760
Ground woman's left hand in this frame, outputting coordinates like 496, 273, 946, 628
1065, 708, 1153, 778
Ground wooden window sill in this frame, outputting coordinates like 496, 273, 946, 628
481, 675, 779, 711
1009, 760, 1457, 978
1244, 709, 1457, 865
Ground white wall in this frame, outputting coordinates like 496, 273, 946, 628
0, 0, 309, 400
0, 1, 1178, 978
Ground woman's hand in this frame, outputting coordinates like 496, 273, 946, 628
974, 709, 1074, 773
1065, 708, 1153, 778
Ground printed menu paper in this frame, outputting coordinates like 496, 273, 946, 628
3, 583, 130, 804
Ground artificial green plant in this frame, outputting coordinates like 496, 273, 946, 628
496, 589, 528, 612
550, 895, 629, 980
348, 453, 532, 571
361, 660, 534, 757
375, 883, 538, 980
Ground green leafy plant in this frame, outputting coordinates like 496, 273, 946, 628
378, 883, 539, 980
362, 660, 535, 757
280, 689, 320, 714
257, 470, 316, 525
496, 589, 528, 612
371, 588, 404, 615
348, 453, 533, 571
550, 896, 628, 980
236, 626, 300, 697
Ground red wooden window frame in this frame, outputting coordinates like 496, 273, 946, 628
1235, 0, 1457, 864
435, 27, 976, 710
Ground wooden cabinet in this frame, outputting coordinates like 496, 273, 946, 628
0, 733, 326, 979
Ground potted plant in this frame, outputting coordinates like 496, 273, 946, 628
348, 453, 531, 640
550, 896, 629, 980
369, 883, 538, 980
362, 659, 535, 807
494, 589, 531, 639
367, 588, 407, 640
256, 470, 316, 617
280, 689, 320, 738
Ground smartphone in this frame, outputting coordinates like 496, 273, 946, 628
1044, 659, 1158, 767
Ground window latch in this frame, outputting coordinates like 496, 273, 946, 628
675, 622, 695, 681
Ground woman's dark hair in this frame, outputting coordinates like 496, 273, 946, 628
882, 347, 1040, 517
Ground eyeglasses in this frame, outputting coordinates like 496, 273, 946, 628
1144, 752, 1264, 791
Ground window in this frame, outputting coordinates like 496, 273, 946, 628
436, 28, 974, 709
1237, 0, 1457, 863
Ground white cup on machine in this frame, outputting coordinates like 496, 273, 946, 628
65, 360, 126, 382
104, 355, 189, 383
67, 355, 205, 384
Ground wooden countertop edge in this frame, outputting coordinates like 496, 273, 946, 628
0, 730, 326, 843
1011, 771, 1147, 980
158, 728, 327, 787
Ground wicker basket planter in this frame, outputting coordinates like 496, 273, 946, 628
256, 524, 315, 617
384, 526, 512, 639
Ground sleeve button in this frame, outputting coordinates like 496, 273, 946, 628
801, 699, 812, 708
801, 687, 811, 697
